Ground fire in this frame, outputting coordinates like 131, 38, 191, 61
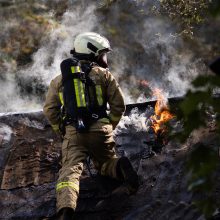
150, 88, 174, 134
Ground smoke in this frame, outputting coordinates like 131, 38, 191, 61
0, 74, 41, 112
0, 0, 206, 112
0, 2, 97, 113
133, 20, 204, 102
138, 19, 203, 98
100, 0, 206, 104
113, 107, 155, 159
26, 5, 97, 84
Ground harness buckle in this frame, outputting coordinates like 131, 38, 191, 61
91, 114, 99, 119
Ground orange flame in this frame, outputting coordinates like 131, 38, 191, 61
150, 89, 174, 134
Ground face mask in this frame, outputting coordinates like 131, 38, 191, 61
97, 53, 108, 68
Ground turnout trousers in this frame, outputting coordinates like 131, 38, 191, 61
56, 119, 119, 211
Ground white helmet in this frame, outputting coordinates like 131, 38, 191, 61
73, 32, 111, 57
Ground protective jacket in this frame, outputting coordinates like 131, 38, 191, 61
43, 64, 125, 132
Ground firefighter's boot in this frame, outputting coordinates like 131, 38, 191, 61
57, 207, 74, 220
116, 157, 139, 194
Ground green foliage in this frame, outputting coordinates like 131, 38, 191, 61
186, 143, 219, 217
98, 0, 220, 38
176, 75, 220, 142
209, 0, 220, 16
187, 143, 218, 191
154, 0, 211, 36
0, 0, 63, 68
174, 73, 220, 217
180, 90, 212, 115
160, 0, 210, 33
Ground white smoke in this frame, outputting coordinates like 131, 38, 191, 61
0, 3, 97, 113
143, 37, 201, 97
25, 6, 97, 84
134, 16, 202, 101
0, 74, 41, 112
113, 106, 160, 159
0, 0, 206, 112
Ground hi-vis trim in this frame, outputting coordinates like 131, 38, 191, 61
71, 66, 81, 73
95, 85, 103, 106
56, 181, 79, 192
73, 79, 86, 107
59, 92, 64, 105
71, 66, 86, 107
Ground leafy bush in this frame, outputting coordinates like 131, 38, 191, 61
174, 73, 220, 217
156, 0, 211, 35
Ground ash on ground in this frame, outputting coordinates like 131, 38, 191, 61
114, 106, 180, 164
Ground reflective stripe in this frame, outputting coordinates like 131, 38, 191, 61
96, 85, 103, 106
79, 82, 86, 107
71, 66, 86, 107
51, 124, 59, 132
73, 79, 81, 107
56, 181, 79, 192
109, 113, 122, 122
71, 66, 81, 73
73, 79, 86, 107
58, 92, 64, 105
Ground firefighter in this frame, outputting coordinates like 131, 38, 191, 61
43, 32, 139, 220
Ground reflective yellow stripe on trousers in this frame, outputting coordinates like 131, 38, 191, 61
71, 66, 86, 107
56, 181, 79, 192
